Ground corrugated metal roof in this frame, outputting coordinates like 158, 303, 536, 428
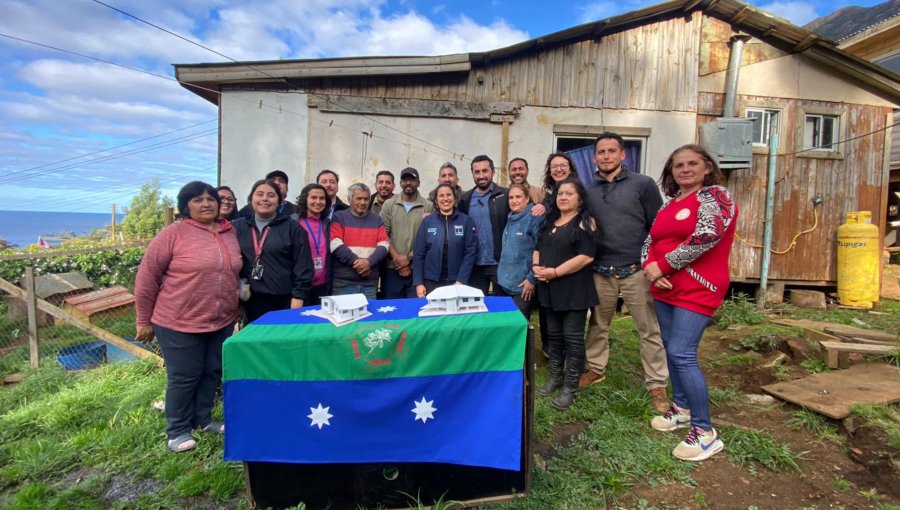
23, 272, 93, 299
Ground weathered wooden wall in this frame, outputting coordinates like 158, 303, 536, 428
292, 14, 702, 113
699, 92, 891, 282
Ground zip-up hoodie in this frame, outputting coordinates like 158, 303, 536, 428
412, 209, 477, 285
135, 218, 242, 333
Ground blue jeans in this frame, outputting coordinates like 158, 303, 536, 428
332, 282, 376, 300
654, 301, 712, 430
154, 323, 232, 438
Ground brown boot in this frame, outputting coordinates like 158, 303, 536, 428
649, 387, 671, 414
578, 371, 605, 389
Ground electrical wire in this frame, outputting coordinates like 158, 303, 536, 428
735, 206, 820, 254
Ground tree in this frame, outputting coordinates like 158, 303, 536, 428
120, 178, 173, 240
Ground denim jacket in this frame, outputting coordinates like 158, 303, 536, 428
498, 204, 543, 295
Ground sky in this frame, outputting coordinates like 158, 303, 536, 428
0, 0, 888, 213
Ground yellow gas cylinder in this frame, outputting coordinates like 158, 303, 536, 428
836, 211, 880, 308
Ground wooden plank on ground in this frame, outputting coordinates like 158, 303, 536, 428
772, 318, 899, 342
762, 363, 900, 419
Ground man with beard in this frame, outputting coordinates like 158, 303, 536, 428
457, 155, 509, 295
317, 169, 348, 220
369, 170, 396, 214
583, 131, 670, 414
380, 167, 434, 298
508, 157, 545, 205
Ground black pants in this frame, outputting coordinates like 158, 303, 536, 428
153, 323, 232, 439
469, 264, 499, 295
424, 279, 453, 294
245, 293, 292, 324
307, 284, 329, 307
544, 309, 587, 390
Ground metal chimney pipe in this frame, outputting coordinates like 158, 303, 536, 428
723, 35, 751, 118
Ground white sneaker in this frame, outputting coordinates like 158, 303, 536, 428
672, 427, 724, 461
651, 405, 691, 431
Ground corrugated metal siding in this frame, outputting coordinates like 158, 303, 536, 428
700, 93, 892, 282
300, 14, 702, 112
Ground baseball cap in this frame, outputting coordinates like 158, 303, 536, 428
400, 167, 419, 180
265, 170, 289, 183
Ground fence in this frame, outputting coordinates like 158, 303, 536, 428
0, 266, 162, 379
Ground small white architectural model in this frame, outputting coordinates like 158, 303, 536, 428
311, 293, 372, 325
419, 284, 487, 316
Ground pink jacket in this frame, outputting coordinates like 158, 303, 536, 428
135, 219, 242, 333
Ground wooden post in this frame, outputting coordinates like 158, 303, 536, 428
500, 120, 510, 186
24, 267, 39, 368
111, 203, 116, 241
164, 207, 174, 226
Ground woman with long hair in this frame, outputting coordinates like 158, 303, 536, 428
135, 181, 241, 452
643, 144, 737, 461
232, 179, 313, 323
295, 183, 333, 306
216, 185, 239, 221
532, 178, 597, 410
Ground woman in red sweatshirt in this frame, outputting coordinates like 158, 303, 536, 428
641, 145, 737, 462
135, 181, 242, 453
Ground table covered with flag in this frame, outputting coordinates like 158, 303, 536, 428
223, 297, 527, 472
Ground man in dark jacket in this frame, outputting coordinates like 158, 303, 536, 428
237, 170, 295, 220
457, 155, 509, 295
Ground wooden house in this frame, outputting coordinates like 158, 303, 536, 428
175, 0, 900, 285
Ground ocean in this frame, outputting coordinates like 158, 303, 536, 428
0, 210, 126, 248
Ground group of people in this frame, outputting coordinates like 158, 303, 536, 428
135, 131, 737, 462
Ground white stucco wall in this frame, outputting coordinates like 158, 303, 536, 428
509, 107, 698, 182
220, 98, 697, 201
306, 109, 501, 199
220, 90, 309, 204
698, 54, 897, 107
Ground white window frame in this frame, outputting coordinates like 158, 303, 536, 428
803, 114, 839, 152
745, 107, 781, 148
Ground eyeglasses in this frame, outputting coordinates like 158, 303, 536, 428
550, 164, 570, 171
219, 197, 236, 203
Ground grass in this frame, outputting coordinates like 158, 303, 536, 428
786, 408, 843, 444
715, 294, 766, 328
850, 403, 900, 450
0, 312, 862, 509
0, 359, 243, 509
777, 298, 900, 336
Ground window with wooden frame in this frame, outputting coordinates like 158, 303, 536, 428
797, 106, 846, 160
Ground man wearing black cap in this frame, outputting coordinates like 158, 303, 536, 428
379, 167, 434, 298
237, 170, 295, 219
265, 170, 295, 217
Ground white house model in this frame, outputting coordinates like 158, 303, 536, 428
419, 285, 487, 316
320, 294, 369, 324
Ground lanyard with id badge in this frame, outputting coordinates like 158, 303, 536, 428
303, 218, 325, 271
250, 227, 270, 280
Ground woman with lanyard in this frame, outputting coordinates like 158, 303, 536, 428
295, 183, 333, 306
233, 179, 313, 323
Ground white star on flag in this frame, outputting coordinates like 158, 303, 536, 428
301, 309, 317, 316
307, 403, 333, 429
411, 397, 437, 423
376, 305, 397, 313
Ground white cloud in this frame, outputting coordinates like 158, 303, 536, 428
756, 1, 820, 25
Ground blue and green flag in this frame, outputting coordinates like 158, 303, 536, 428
223, 297, 527, 471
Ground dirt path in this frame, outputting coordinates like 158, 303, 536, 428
620, 327, 900, 510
